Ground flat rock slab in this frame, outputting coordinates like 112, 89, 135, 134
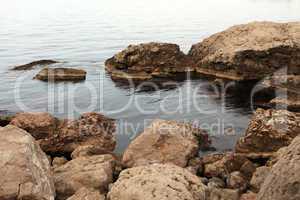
35, 67, 86, 82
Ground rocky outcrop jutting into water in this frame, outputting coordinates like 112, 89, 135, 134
12, 59, 58, 70
189, 21, 300, 80
105, 42, 194, 81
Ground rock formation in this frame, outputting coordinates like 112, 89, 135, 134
105, 42, 194, 80
35, 67, 86, 82
0, 125, 55, 200
189, 21, 300, 80
12, 59, 58, 70
122, 119, 210, 168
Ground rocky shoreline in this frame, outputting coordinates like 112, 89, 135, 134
0, 108, 300, 200
1, 21, 300, 200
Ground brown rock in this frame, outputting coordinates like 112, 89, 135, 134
226, 171, 248, 192
240, 192, 257, 200
107, 163, 207, 200
35, 67, 86, 82
10, 112, 57, 139
66, 188, 105, 200
207, 188, 240, 200
250, 166, 270, 193
122, 119, 209, 168
105, 42, 194, 80
54, 154, 115, 200
204, 153, 250, 179
235, 109, 300, 156
71, 144, 113, 159
189, 21, 300, 80
0, 125, 55, 200
12, 59, 58, 70
257, 135, 300, 200
12, 112, 116, 155
52, 156, 68, 168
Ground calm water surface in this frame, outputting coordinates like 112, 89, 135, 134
0, 0, 299, 153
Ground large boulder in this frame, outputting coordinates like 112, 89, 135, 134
54, 154, 115, 200
122, 119, 209, 168
257, 135, 300, 200
105, 42, 194, 80
34, 67, 86, 82
107, 163, 207, 200
188, 21, 300, 80
250, 166, 270, 193
10, 112, 116, 155
235, 109, 300, 157
0, 125, 55, 200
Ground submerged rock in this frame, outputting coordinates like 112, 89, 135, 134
54, 154, 115, 200
0, 125, 55, 200
257, 135, 300, 200
122, 119, 209, 168
35, 67, 87, 82
10, 112, 116, 155
235, 109, 300, 157
107, 163, 207, 200
12, 59, 58, 70
105, 42, 194, 81
189, 21, 300, 80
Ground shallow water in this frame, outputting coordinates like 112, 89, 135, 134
0, 0, 299, 153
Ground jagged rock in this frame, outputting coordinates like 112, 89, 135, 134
122, 119, 209, 168
10, 112, 57, 139
66, 188, 105, 200
257, 135, 300, 200
11, 112, 116, 155
54, 154, 115, 200
105, 42, 194, 80
226, 171, 247, 192
0, 125, 55, 200
35, 68, 86, 82
107, 163, 207, 200
207, 188, 240, 200
250, 166, 270, 193
189, 21, 300, 80
52, 156, 68, 168
12, 59, 58, 70
203, 153, 250, 179
236, 109, 300, 157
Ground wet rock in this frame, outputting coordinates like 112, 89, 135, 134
105, 42, 194, 81
240, 192, 257, 200
11, 112, 116, 156
207, 188, 240, 200
66, 188, 105, 200
122, 119, 209, 168
54, 154, 115, 200
34, 67, 86, 82
188, 21, 300, 80
0, 125, 55, 200
204, 153, 250, 179
12, 59, 58, 70
236, 109, 300, 157
250, 166, 270, 193
226, 171, 247, 192
52, 156, 68, 168
107, 163, 207, 200
0, 110, 15, 126
208, 177, 225, 189
257, 135, 300, 200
